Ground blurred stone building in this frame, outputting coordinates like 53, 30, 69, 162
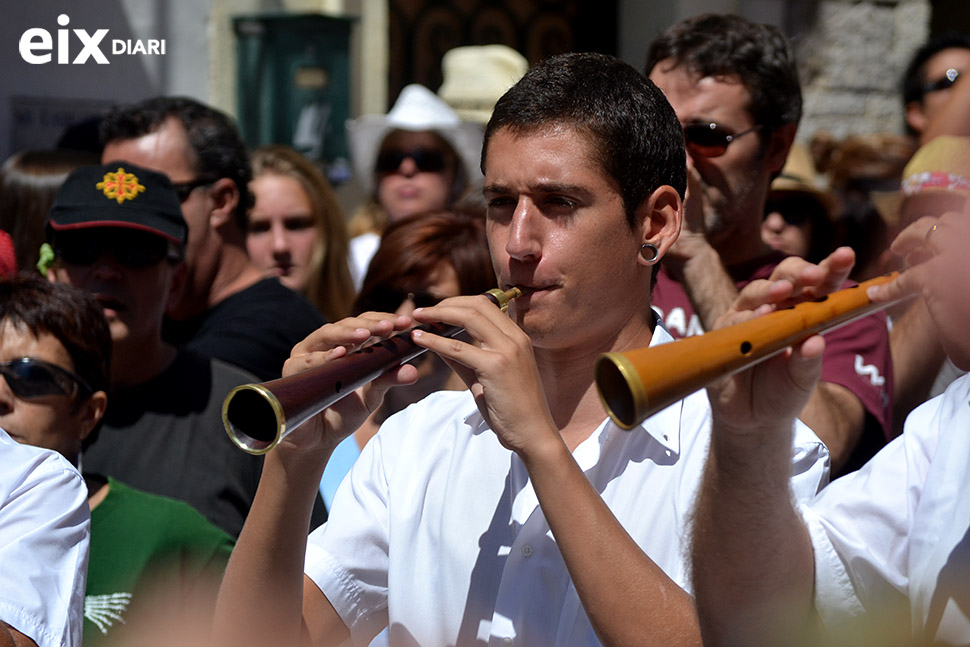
4, 0, 964, 161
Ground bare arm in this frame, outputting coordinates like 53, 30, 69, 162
671, 244, 741, 332
524, 438, 702, 646
213, 313, 420, 647
692, 402, 817, 647
0, 624, 36, 647
692, 250, 854, 646
888, 299, 947, 436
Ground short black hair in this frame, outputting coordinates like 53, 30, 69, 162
901, 31, 970, 105
100, 96, 253, 229
645, 13, 802, 133
0, 274, 111, 397
483, 51, 686, 227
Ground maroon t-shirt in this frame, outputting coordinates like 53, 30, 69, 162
652, 256, 893, 474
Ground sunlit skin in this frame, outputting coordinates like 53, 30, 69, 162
483, 125, 659, 354
761, 211, 811, 258
376, 130, 458, 222
247, 173, 321, 292
907, 47, 970, 134
0, 322, 100, 461
649, 60, 781, 266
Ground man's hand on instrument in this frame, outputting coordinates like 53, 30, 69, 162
762, 246, 856, 306
410, 294, 559, 457
702, 248, 857, 440
278, 312, 421, 455
869, 212, 970, 370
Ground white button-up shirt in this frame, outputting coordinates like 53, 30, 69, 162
805, 372, 970, 645
306, 325, 829, 646
0, 428, 89, 647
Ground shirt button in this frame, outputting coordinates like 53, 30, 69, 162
521, 545, 533, 557
502, 637, 514, 646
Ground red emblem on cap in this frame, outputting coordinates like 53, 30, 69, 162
97, 168, 146, 204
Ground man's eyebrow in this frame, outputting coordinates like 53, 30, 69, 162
483, 183, 513, 195
483, 182, 593, 197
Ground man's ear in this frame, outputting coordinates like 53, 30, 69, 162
765, 122, 798, 176
77, 390, 108, 441
207, 178, 241, 230
165, 261, 188, 311
637, 184, 683, 265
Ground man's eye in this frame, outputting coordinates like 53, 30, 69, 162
547, 196, 577, 209
486, 197, 514, 208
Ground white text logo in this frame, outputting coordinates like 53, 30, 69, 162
19, 14, 165, 64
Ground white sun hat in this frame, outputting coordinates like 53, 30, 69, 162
438, 45, 528, 125
346, 84, 484, 194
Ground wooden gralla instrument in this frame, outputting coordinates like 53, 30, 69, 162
595, 272, 909, 429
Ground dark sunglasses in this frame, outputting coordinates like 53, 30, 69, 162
683, 122, 762, 158
170, 178, 214, 202
0, 358, 92, 400
921, 68, 960, 97
54, 229, 182, 268
375, 148, 447, 174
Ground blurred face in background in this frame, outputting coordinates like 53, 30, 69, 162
392, 261, 462, 317
247, 172, 321, 292
50, 228, 181, 350
375, 130, 459, 222
761, 196, 815, 258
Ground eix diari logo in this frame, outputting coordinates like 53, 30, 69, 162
19, 14, 166, 64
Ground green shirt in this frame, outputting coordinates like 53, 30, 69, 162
83, 477, 234, 646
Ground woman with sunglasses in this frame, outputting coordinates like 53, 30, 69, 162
344, 84, 484, 287
246, 145, 356, 322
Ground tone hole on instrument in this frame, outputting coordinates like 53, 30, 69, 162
335, 381, 343, 393
739, 341, 753, 355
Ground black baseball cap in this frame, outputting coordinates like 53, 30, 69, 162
47, 162, 187, 244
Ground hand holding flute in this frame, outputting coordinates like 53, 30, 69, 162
702, 248, 856, 440
223, 288, 528, 454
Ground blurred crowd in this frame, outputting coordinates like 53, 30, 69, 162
2, 17, 970, 647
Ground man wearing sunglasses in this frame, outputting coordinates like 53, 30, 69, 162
44, 162, 326, 538
645, 14, 893, 477
99, 97, 326, 382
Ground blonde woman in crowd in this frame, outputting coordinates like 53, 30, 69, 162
247, 145, 355, 322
